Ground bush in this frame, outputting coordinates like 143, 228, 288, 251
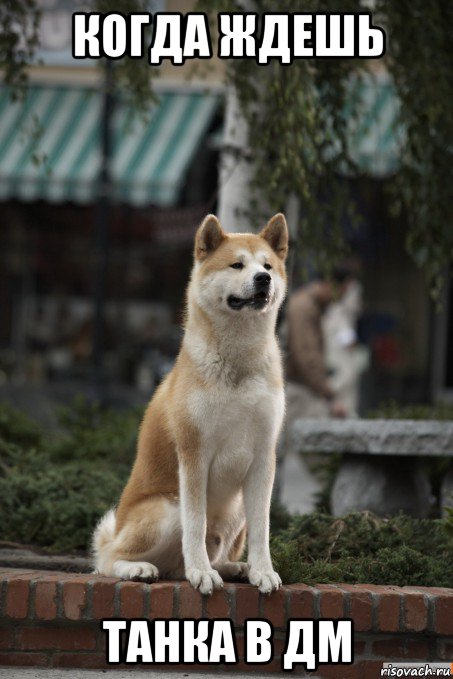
0, 399, 140, 552
0, 442, 125, 552
0, 402, 43, 448
49, 396, 139, 464
270, 511, 453, 587
367, 400, 453, 421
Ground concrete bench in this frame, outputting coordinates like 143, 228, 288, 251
291, 419, 453, 517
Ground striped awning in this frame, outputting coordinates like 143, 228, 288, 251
0, 86, 220, 206
345, 72, 404, 177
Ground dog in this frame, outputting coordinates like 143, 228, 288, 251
93, 212, 288, 595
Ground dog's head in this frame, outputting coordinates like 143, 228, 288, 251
191, 213, 288, 317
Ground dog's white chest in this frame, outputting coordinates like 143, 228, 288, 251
189, 375, 279, 439
188, 377, 284, 503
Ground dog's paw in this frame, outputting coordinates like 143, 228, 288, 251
113, 560, 159, 582
217, 561, 249, 581
248, 567, 282, 594
186, 568, 223, 595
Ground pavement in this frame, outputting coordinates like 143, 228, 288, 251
0, 670, 293, 678
0, 546, 91, 572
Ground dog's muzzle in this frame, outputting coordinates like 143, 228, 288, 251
227, 273, 272, 310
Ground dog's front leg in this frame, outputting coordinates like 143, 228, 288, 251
243, 448, 282, 594
179, 460, 223, 595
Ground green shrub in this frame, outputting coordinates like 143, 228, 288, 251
367, 400, 453, 421
270, 511, 453, 587
0, 441, 126, 552
49, 396, 140, 465
0, 402, 43, 448
0, 399, 140, 552
269, 499, 292, 532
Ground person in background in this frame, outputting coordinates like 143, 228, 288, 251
285, 268, 354, 423
323, 278, 369, 417
274, 268, 354, 508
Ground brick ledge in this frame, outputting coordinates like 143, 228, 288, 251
0, 568, 452, 675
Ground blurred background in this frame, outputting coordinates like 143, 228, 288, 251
0, 0, 451, 421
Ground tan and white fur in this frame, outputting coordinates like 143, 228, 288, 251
93, 213, 289, 595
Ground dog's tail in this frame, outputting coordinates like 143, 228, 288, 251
91, 508, 116, 574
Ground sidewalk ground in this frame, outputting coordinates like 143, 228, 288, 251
0, 669, 293, 678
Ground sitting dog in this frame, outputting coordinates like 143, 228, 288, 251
93, 213, 288, 594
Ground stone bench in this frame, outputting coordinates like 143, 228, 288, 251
291, 419, 453, 517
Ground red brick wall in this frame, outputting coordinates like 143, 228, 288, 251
0, 568, 452, 676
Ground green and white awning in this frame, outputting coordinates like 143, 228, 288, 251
0, 85, 220, 206
0, 75, 402, 206
345, 72, 404, 177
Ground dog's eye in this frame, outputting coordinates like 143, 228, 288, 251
230, 262, 244, 270
264, 263, 272, 271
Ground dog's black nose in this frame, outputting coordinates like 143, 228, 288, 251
254, 272, 271, 288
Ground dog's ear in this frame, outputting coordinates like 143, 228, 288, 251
195, 214, 226, 261
259, 213, 289, 260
